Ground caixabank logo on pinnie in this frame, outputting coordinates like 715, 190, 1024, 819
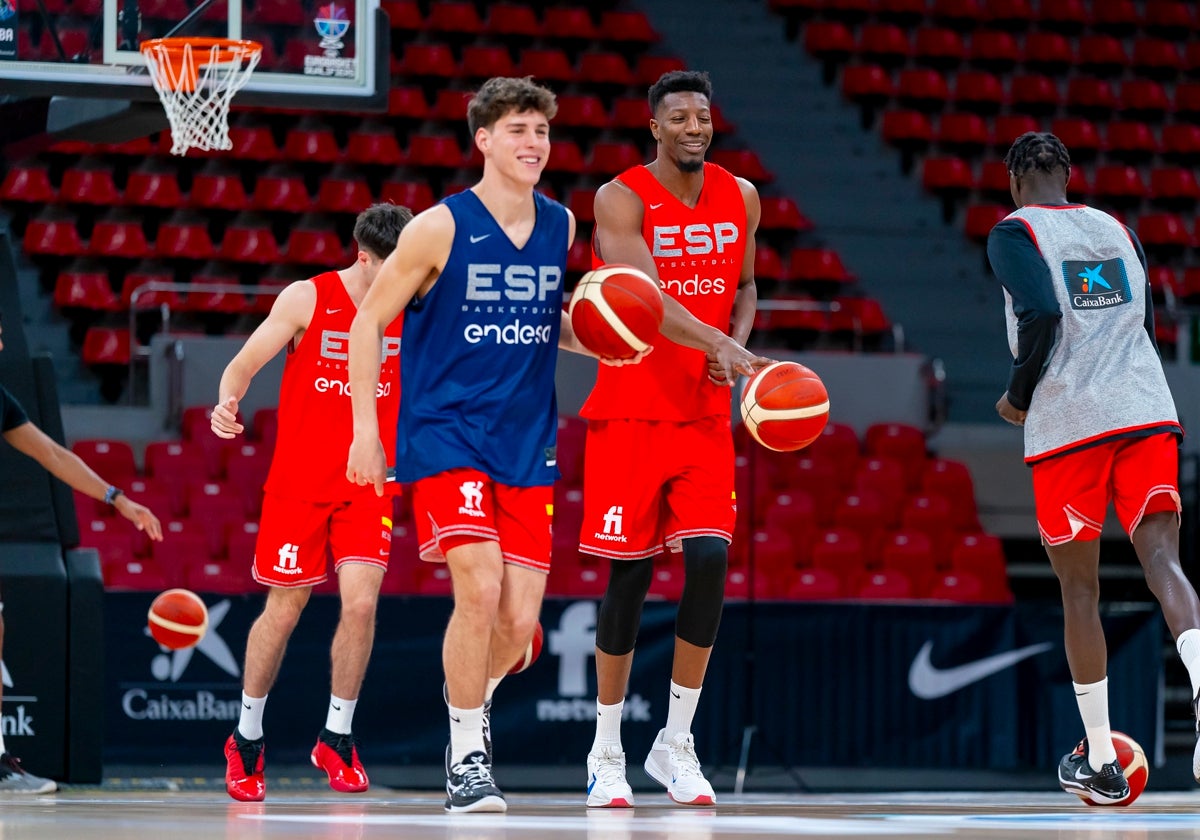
1061, 258, 1132, 311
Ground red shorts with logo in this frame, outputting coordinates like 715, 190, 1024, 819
1032, 432, 1180, 546
412, 468, 553, 574
579, 416, 736, 560
253, 490, 393, 587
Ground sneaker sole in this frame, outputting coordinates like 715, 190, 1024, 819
310, 751, 369, 793
587, 793, 634, 808
1193, 738, 1200, 784
445, 795, 507, 813
645, 754, 715, 806
1059, 774, 1129, 805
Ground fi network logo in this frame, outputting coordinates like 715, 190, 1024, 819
594, 505, 628, 543
273, 542, 301, 576
1062, 258, 1131, 310
459, 481, 485, 517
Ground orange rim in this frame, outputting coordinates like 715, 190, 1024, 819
140, 37, 262, 92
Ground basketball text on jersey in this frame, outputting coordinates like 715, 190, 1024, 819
463, 262, 563, 344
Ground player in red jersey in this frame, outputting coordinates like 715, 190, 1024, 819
209, 203, 411, 802
580, 70, 769, 808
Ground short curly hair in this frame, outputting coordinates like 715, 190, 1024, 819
467, 76, 558, 135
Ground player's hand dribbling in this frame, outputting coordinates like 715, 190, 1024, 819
599, 345, 654, 367
347, 435, 388, 497
707, 338, 773, 386
996, 393, 1027, 426
210, 396, 244, 439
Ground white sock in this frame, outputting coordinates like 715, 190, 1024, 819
1177, 629, 1200, 700
325, 694, 357, 735
592, 699, 624, 752
485, 676, 503, 703
448, 704, 486, 764
664, 681, 702, 742
238, 693, 268, 741
1073, 678, 1117, 770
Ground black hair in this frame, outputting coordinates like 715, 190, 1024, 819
354, 203, 413, 260
1004, 131, 1071, 178
647, 70, 713, 116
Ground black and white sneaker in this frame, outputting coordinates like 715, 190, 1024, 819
1058, 738, 1130, 805
444, 746, 506, 813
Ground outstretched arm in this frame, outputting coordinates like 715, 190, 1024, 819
347, 206, 453, 495
211, 281, 316, 439
4, 422, 163, 540
592, 179, 769, 384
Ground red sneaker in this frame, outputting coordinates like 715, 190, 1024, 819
311, 728, 369, 793
224, 731, 265, 802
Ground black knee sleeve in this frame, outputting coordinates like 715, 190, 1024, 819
676, 537, 727, 648
595, 556, 654, 656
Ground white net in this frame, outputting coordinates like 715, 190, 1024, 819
140, 39, 262, 157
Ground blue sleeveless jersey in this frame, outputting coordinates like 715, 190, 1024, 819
392, 189, 567, 487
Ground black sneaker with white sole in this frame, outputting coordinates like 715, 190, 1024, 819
444, 746, 506, 813
1058, 738, 1129, 805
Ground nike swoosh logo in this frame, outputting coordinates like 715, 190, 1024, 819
331, 704, 342, 711
908, 640, 1053, 699
469, 234, 490, 243
670, 691, 681, 699
1075, 764, 1095, 781
326, 308, 341, 314
449, 715, 461, 723
242, 703, 251, 710
587, 775, 596, 794
649, 203, 663, 210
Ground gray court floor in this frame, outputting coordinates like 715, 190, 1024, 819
2, 789, 1200, 839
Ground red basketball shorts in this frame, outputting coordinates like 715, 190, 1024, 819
253, 490, 393, 587
412, 467, 553, 574
579, 415, 736, 561
1032, 432, 1180, 546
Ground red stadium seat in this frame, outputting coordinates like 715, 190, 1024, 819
220, 215, 283, 264
1090, 0, 1138, 31
285, 219, 348, 266
926, 571, 986, 602
634, 55, 687, 86
190, 170, 249, 211
1021, 31, 1073, 74
1120, 79, 1171, 120
90, 214, 152, 260
853, 457, 907, 518
1038, 0, 1087, 32
966, 29, 1019, 70
226, 125, 279, 161
1162, 124, 1200, 163
516, 48, 576, 83
895, 68, 951, 111
990, 115, 1039, 150
599, 10, 658, 45
576, 52, 635, 87
396, 43, 459, 79
984, 0, 1034, 28
952, 70, 1005, 114
460, 45, 517, 80
858, 23, 911, 67
252, 408, 278, 449
315, 174, 374, 214
935, 112, 988, 153
187, 560, 250, 594
104, 557, 169, 591
759, 196, 812, 232
1131, 38, 1183, 79
122, 264, 181, 311
252, 171, 312, 213
786, 248, 852, 284
1151, 167, 1200, 207
344, 128, 404, 166
840, 64, 894, 111
426, 1, 485, 35
431, 89, 471, 122
864, 423, 926, 488
554, 94, 609, 130
1050, 118, 1101, 160
922, 458, 980, 530
61, 165, 120, 206
964, 203, 1010, 242
381, 0, 422, 31
249, 0, 302, 25
900, 494, 955, 556
24, 210, 85, 256
1, 162, 55, 203
804, 21, 855, 65
787, 568, 843, 600
485, 4, 541, 38
72, 440, 137, 483
1008, 74, 1061, 114
387, 85, 431, 120
55, 267, 120, 311
407, 134, 465, 169
854, 569, 913, 600
922, 156, 973, 196
1142, 0, 1195, 34
282, 124, 341, 163
881, 110, 933, 156
1093, 165, 1147, 204
587, 141, 642, 177
880, 530, 936, 592
1105, 121, 1159, 164
155, 216, 216, 260
950, 532, 1010, 594
541, 6, 598, 41
913, 27, 965, 69
379, 179, 435, 213
1137, 213, 1192, 252
124, 167, 184, 209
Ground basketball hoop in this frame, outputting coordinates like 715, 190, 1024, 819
140, 37, 262, 157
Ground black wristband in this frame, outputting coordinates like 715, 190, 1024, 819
104, 486, 125, 505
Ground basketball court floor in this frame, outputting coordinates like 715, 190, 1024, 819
4, 788, 1200, 839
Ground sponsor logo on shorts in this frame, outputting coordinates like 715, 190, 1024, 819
593, 505, 627, 543
459, 481, 485, 518
273, 542, 303, 576
1061, 258, 1132, 311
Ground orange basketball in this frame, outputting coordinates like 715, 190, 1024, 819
147, 588, 208, 650
568, 264, 663, 360
1081, 731, 1149, 807
739, 361, 830, 452
508, 621, 544, 675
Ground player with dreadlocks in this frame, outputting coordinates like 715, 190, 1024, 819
988, 131, 1200, 802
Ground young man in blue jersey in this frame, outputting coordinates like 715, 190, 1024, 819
344, 76, 598, 813
988, 131, 1200, 802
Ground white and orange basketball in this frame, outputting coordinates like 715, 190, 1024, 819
568, 264, 664, 360
740, 361, 830, 452
147, 588, 208, 650
508, 621, 544, 675
1080, 731, 1149, 807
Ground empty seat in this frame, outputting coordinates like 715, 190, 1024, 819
935, 112, 988, 153
554, 94, 609, 130
81, 327, 131, 367
952, 70, 1004, 114
460, 45, 516, 80
60, 165, 120, 206
485, 3, 541, 38
965, 203, 1010, 242
1, 162, 55, 203
1150, 167, 1200, 207
879, 530, 936, 592
426, 1, 485, 35
516, 47, 575, 82
1106, 121, 1159, 163
966, 29, 1018, 70
55, 266, 120, 311
343, 128, 404, 166
315, 174, 374, 214
1008, 74, 1061, 114
990, 115, 1039, 149
155, 216, 216, 260
1021, 31, 1073, 74
787, 568, 843, 600
72, 440, 137, 483
379, 179, 435, 212
1131, 38, 1183, 79
805, 20, 855, 65
895, 68, 951, 111
190, 170, 250, 211
90, 214, 152, 259
226, 125, 279, 161
1049, 118, 1101, 160
252, 171, 312, 213
587, 141, 642, 176
541, 6, 598, 41
857, 23, 911, 67
387, 85, 431, 120
1120, 79, 1171, 120
599, 10, 658, 45
785, 248, 852, 284
396, 43, 459, 79
407, 134, 465, 169
840, 64, 894, 110
285, 219, 348, 265
922, 458, 979, 530
1093, 165, 1147, 204
282, 124, 341, 163
24, 210, 84, 256
913, 27, 965, 69
124, 167, 184, 208
576, 51, 635, 87
864, 422, 926, 488
854, 569, 913, 600
220, 215, 283, 264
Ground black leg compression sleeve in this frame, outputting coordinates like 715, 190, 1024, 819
676, 536, 728, 648
595, 555, 654, 656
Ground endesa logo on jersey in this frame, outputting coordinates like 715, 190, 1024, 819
661, 273, 728, 297
313, 330, 399, 395
463, 321, 554, 345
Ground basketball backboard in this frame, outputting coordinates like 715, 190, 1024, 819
0, 0, 386, 112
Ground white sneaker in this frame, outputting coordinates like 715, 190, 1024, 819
643, 729, 715, 806
587, 746, 634, 808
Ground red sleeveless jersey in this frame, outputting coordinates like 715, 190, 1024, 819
264, 272, 403, 501
581, 163, 747, 421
